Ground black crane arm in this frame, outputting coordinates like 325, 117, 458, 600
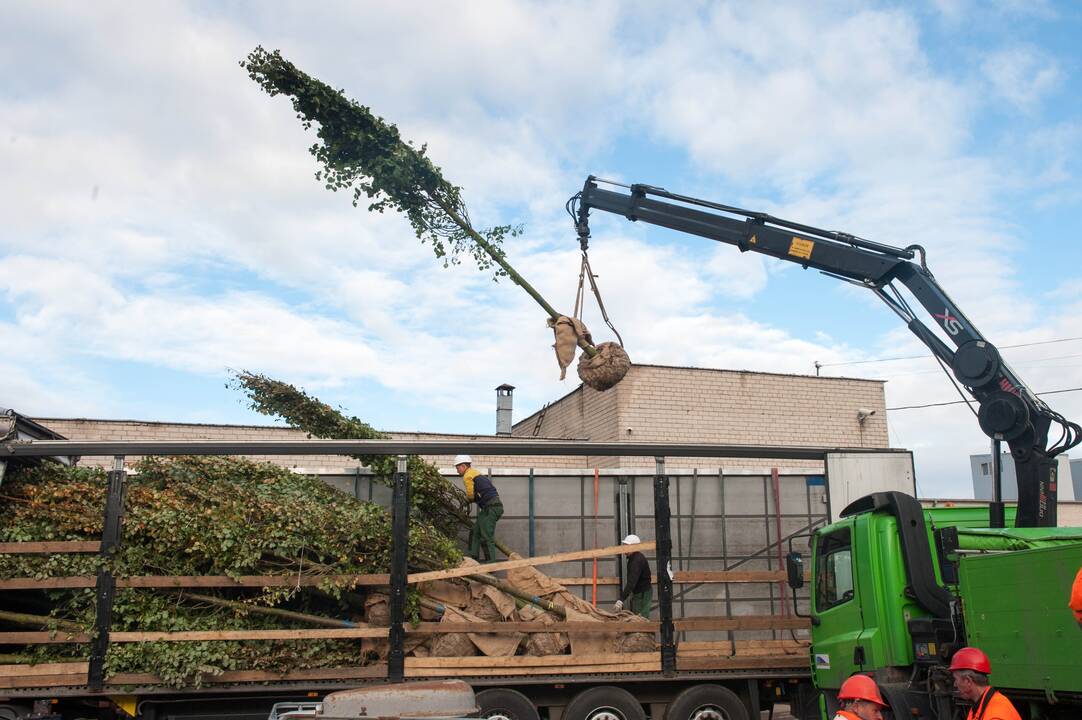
570, 176, 1080, 527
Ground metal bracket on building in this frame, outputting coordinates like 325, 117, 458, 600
653, 456, 676, 675
89, 456, 126, 692
387, 455, 410, 682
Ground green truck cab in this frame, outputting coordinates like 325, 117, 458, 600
790, 491, 1082, 719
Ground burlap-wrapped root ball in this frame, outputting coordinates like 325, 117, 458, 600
614, 632, 657, 653
431, 633, 478, 657
577, 342, 631, 392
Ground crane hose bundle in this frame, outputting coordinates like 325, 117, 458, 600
240, 47, 629, 392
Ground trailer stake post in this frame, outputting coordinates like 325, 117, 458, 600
388, 455, 410, 682
89, 456, 126, 692
654, 456, 676, 675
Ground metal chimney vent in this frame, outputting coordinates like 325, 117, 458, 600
495, 384, 515, 436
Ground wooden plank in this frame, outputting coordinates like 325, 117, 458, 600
119, 574, 390, 588
0, 662, 88, 676
0, 574, 391, 591
547, 577, 620, 586
406, 621, 657, 635
0, 632, 90, 644
674, 616, 810, 631
109, 628, 387, 642
0, 541, 101, 555
0, 674, 90, 689
678, 655, 809, 670
678, 639, 808, 651
107, 666, 386, 685
405, 662, 660, 678
405, 652, 657, 669
406, 542, 656, 585
0, 578, 96, 590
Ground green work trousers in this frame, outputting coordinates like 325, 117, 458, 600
470, 502, 503, 562
630, 587, 653, 618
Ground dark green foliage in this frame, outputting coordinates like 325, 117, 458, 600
0, 456, 460, 685
241, 46, 520, 277
231, 370, 470, 537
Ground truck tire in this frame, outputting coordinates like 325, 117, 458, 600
477, 688, 540, 720
665, 684, 748, 720
0, 705, 29, 720
564, 686, 646, 720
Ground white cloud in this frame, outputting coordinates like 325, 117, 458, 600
634, 5, 967, 186
980, 46, 1062, 110
1, 2, 1079, 501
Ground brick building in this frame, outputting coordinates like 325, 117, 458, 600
512, 364, 888, 470
35, 364, 888, 474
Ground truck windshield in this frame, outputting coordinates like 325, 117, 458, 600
815, 527, 854, 610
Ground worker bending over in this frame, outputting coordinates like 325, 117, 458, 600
833, 674, 888, 720
951, 647, 1021, 720
613, 534, 652, 618
454, 454, 503, 562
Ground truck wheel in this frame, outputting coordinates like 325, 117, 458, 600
0, 705, 29, 720
477, 688, 540, 720
564, 686, 646, 720
666, 684, 748, 720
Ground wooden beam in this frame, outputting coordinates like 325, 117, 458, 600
406, 621, 657, 635
0, 574, 391, 591
678, 655, 809, 670
674, 616, 810, 631
0, 632, 90, 644
0, 662, 88, 676
0, 578, 97, 590
109, 628, 387, 642
406, 542, 655, 585
405, 652, 658, 668
0, 541, 101, 555
0, 674, 90, 689
106, 665, 387, 685
404, 662, 660, 678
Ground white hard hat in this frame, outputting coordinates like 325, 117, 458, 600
453, 454, 472, 466
622, 534, 641, 545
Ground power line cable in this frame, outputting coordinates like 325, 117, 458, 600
818, 336, 1082, 368
887, 386, 1082, 411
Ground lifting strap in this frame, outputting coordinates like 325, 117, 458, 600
573, 251, 624, 347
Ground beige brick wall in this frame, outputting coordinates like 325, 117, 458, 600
36, 364, 887, 476
513, 364, 888, 471
31, 420, 592, 473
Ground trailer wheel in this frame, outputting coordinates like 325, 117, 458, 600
0, 705, 29, 720
477, 688, 540, 720
666, 684, 747, 720
564, 686, 646, 720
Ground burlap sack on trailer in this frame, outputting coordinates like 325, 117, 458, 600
419, 579, 471, 608
519, 604, 569, 656
431, 606, 479, 657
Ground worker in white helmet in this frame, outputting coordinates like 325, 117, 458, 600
613, 533, 652, 617
453, 454, 503, 562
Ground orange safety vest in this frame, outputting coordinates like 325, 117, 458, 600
965, 688, 1021, 720
1070, 566, 1082, 623
832, 711, 864, 720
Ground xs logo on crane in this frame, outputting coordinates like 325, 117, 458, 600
933, 308, 964, 336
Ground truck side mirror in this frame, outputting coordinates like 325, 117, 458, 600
786, 551, 805, 590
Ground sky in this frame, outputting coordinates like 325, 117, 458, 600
2, 1, 1080, 499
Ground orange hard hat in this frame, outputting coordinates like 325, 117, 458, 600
950, 647, 992, 674
837, 674, 888, 707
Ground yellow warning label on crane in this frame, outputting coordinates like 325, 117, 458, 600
788, 237, 814, 260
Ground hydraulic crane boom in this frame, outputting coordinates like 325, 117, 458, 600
569, 175, 1080, 527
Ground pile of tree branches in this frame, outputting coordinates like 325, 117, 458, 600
0, 455, 460, 686
231, 370, 471, 537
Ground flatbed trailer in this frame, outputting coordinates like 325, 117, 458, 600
0, 438, 913, 720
